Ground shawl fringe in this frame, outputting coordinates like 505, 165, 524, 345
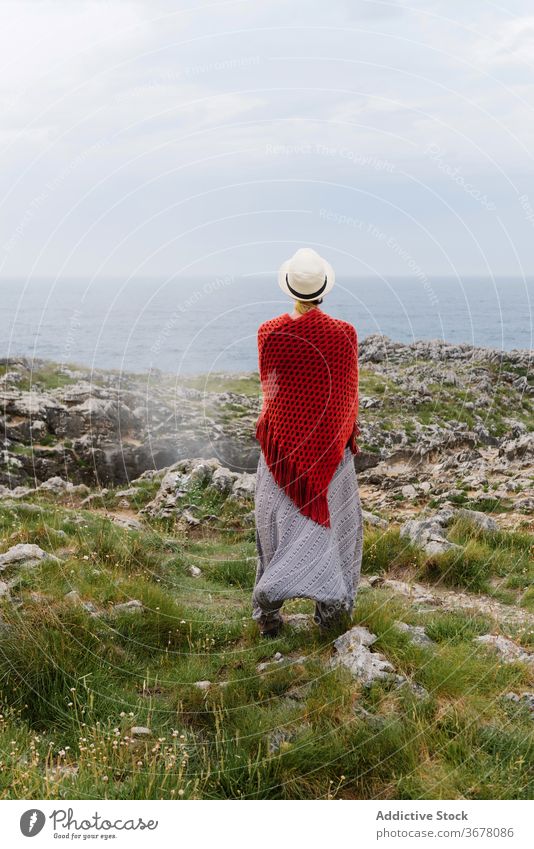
348, 421, 362, 455
256, 414, 331, 527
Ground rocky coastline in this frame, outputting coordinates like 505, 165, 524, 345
0, 333, 532, 799
2, 333, 532, 519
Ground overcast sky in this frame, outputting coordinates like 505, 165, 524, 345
1, 0, 534, 280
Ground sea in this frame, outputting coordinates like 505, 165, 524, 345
0, 276, 532, 375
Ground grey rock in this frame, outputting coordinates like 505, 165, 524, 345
115, 487, 139, 498
64, 590, 81, 603
330, 626, 396, 684
391, 675, 429, 699
38, 476, 72, 493
519, 693, 534, 712
504, 691, 520, 702
361, 510, 388, 528
379, 579, 439, 606
499, 434, 533, 462
0, 543, 58, 571
256, 652, 307, 673
182, 509, 200, 526
188, 565, 202, 577
211, 466, 239, 493
267, 724, 310, 753
393, 621, 435, 647
113, 599, 143, 614
0, 485, 34, 500
400, 517, 461, 556
110, 515, 143, 531
189, 460, 220, 485
504, 692, 534, 714
474, 635, 533, 667
456, 508, 498, 531
230, 472, 256, 500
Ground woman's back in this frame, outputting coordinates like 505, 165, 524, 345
252, 247, 363, 637
256, 306, 359, 527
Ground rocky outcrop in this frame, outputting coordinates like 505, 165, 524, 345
1, 337, 532, 518
141, 457, 255, 519
400, 515, 461, 556
474, 635, 534, 668
0, 543, 59, 571
330, 626, 396, 683
1, 364, 261, 489
329, 625, 429, 697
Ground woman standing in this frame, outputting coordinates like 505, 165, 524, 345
252, 248, 363, 637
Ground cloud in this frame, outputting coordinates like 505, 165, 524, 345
0, 0, 532, 277
474, 14, 534, 67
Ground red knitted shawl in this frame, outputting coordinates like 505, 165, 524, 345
255, 307, 360, 527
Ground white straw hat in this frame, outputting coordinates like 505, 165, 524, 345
278, 247, 335, 301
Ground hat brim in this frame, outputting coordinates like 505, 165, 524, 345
278, 259, 336, 300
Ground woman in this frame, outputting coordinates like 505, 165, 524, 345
252, 247, 363, 637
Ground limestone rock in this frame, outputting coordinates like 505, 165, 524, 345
0, 543, 58, 571
330, 626, 396, 684
182, 509, 200, 526
211, 466, 239, 493
230, 472, 256, 500
110, 514, 143, 531
393, 621, 435, 647
362, 510, 388, 528
256, 652, 307, 673
112, 599, 143, 614
474, 635, 533, 667
400, 516, 461, 556
456, 508, 498, 531
379, 579, 440, 606
267, 724, 311, 753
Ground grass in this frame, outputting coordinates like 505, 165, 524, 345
180, 373, 261, 397
0, 487, 533, 801
418, 518, 534, 594
362, 527, 424, 575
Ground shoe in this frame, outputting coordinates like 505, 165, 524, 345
259, 612, 283, 638
314, 602, 351, 632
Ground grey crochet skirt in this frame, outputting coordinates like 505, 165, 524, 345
252, 446, 363, 626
